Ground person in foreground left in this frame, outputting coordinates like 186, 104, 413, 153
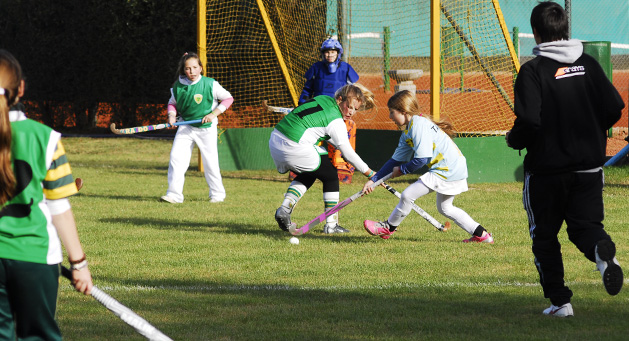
0, 49, 93, 340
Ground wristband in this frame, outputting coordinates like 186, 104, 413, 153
69, 254, 86, 265
366, 170, 375, 178
70, 259, 88, 271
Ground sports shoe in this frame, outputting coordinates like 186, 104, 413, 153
160, 195, 179, 204
323, 224, 350, 234
595, 239, 623, 296
463, 233, 494, 244
275, 206, 293, 232
543, 303, 573, 317
210, 198, 224, 203
363, 220, 395, 239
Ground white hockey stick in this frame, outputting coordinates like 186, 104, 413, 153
289, 173, 393, 236
61, 266, 172, 341
110, 119, 203, 135
382, 182, 450, 232
262, 100, 293, 115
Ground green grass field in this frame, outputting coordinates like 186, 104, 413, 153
57, 137, 629, 340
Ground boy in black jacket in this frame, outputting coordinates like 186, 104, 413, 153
506, 1, 625, 317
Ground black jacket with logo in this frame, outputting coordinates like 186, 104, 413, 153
508, 44, 625, 174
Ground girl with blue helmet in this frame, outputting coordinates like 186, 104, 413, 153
298, 38, 359, 104
297, 39, 361, 184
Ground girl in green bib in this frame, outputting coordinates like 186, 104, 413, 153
161, 52, 234, 204
0, 49, 93, 340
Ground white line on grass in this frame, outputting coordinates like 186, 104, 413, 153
63, 276, 629, 293
63, 281, 546, 293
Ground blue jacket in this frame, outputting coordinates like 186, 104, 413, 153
299, 61, 359, 104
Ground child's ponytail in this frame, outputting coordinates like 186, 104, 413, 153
387, 90, 455, 137
0, 50, 22, 205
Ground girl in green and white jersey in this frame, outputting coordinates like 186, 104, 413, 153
269, 84, 376, 234
0, 49, 93, 340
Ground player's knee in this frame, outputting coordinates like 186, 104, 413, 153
399, 190, 416, 204
436, 203, 454, 217
322, 179, 340, 192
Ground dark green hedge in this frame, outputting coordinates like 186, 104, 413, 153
0, 0, 196, 129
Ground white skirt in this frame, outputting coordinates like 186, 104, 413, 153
419, 172, 468, 196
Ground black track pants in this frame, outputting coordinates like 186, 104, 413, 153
523, 169, 611, 306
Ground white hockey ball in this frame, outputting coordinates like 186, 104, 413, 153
289, 237, 299, 245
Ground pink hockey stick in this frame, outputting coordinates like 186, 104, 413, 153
288, 173, 392, 236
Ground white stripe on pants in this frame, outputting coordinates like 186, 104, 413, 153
165, 124, 225, 202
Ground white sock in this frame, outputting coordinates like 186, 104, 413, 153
282, 181, 307, 212
323, 191, 340, 226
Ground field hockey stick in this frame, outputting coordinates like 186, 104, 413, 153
110, 119, 203, 135
382, 182, 450, 232
289, 173, 392, 236
60, 266, 173, 341
262, 100, 293, 115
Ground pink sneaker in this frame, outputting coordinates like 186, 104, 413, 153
363, 220, 395, 239
463, 233, 494, 244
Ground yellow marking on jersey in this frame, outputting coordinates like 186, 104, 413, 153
44, 182, 78, 200
47, 141, 74, 181
434, 172, 448, 180
428, 153, 449, 179
45, 163, 72, 182
403, 117, 414, 134
52, 141, 66, 161
428, 153, 443, 168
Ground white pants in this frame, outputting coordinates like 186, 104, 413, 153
165, 124, 225, 202
389, 179, 479, 235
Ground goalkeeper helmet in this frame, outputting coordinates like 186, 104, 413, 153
320, 38, 343, 58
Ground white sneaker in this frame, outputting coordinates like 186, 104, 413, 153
210, 198, 224, 203
543, 303, 573, 317
595, 239, 623, 296
160, 195, 179, 204
323, 224, 349, 234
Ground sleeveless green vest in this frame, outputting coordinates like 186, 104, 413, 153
172, 76, 215, 128
0, 119, 60, 264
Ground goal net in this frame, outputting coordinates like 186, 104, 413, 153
203, 0, 519, 136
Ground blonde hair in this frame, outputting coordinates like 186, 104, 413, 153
334, 83, 376, 112
387, 90, 455, 137
0, 50, 22, 206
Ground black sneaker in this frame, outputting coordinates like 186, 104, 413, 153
275, 206, 292, 232
595, 239, 623, 296
323, 224, 349, 234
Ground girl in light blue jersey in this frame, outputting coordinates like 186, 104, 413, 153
362, 90, 493, 243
